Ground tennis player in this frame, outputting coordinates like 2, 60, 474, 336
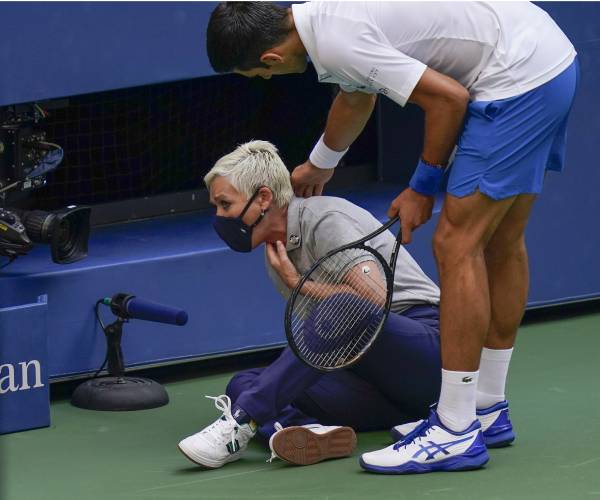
178, 140, 441, 468
206, 2, 579, 473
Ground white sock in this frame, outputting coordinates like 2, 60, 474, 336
476, 347, 513, 409
437, 369, 479, 432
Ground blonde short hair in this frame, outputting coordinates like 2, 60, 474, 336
204, 140, 294, 208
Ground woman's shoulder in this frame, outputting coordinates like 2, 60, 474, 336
299, 195, 362, 217
298, 196, 377, 231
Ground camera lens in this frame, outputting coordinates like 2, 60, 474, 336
12, 206, 91, 264
55, 217, 77, 258
15, 210, 55, 243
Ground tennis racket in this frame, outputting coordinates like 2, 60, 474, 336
285, 217, 402, 372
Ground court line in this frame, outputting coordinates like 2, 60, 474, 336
560, 456, 600, 469
133, 467, 271, 494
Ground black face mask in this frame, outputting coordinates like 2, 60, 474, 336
212, 189, 267, 253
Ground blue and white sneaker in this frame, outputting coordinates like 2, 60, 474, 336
476, 400, 515, 448
360, 409, 489, 474
390, 419, 426, 442
390, 401, 515, 448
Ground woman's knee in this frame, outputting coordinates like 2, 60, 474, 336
225, 369, 261, 401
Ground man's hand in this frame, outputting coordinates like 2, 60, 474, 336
291, 161, 334, 198
387, 188, 434, 244
266, 241, 301, 289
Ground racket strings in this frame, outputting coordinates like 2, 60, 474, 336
297, 292, 376, 358
304, 298, 381, 367
313, 295, 382, 367
289, 246, 390, 369
290, 249, 388, 324
291, 258, 383, 337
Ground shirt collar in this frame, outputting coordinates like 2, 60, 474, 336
285, 197, 303, 251
291, 3, 327, 77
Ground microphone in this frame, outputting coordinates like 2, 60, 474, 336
103, 293, 188, 326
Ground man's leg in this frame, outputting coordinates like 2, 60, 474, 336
359, 192, 517, 474
432, 191, 517, 431
477, 194, 536, 409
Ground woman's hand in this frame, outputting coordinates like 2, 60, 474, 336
266, 241, 301, 289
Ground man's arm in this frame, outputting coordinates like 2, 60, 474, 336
408, 67, 469, 166
324, 90, 378, 151
387, 67, 469, 244
291, 90, 377, 198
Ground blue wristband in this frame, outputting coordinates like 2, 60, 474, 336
409, 159, 445, 196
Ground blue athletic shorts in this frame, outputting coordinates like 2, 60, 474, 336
447, 58, 579, 200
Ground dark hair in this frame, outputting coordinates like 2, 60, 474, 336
206, 2, 291, 73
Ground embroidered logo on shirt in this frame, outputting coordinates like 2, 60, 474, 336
367, 67, 379, 88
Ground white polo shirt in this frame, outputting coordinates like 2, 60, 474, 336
292, 1, 577, 105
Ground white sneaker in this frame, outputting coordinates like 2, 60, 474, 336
268, 422, 357, 466
178, 395, 256, 468
361, 409, 488, 474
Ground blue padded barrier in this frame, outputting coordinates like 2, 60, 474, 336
0, 211, 286, 379
0, 295, 50, 433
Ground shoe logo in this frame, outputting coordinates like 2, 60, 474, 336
462, 376, 473, 383
412, 436, 473, 461
233, 409, 242, 419
226, 439, 240, 455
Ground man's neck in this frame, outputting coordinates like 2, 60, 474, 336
287, 9, 307, 58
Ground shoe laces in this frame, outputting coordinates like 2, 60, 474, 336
202, 395, 240, 451
393, 419, 431, 451
267, 422, 284, 463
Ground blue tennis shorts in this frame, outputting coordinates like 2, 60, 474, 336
447, 58, 579, 200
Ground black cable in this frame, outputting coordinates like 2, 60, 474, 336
92, 299, 108, 379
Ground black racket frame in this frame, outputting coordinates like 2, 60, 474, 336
285, 216, 403, 372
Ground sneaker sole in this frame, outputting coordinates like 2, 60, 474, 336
359, 449, 489, 475
271, 426, 357, 466
484, 429, 515, 448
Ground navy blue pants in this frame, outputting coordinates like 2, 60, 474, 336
226, 305, 441, 439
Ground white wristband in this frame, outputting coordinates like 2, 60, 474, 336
309, 134, 349, 169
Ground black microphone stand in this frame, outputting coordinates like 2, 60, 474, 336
71, 307, 169, 411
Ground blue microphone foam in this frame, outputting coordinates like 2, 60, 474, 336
125, 297, 188, 326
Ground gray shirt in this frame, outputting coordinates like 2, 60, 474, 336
265, 196, 440, 313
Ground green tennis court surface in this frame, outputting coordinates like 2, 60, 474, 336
2, 310, 600, 500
